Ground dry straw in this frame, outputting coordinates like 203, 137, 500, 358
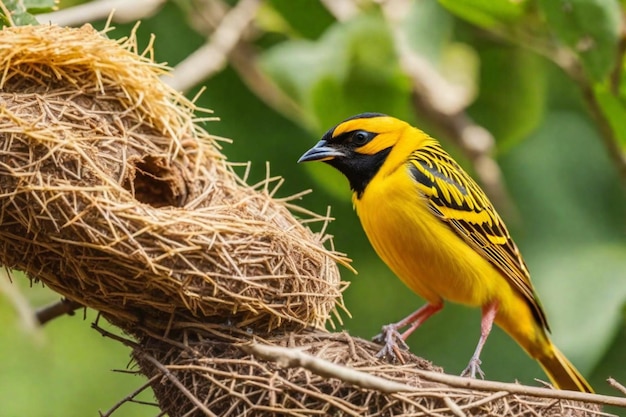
0, 23, 349, 332
0, 24, 609, 417
133, 325, 602, 417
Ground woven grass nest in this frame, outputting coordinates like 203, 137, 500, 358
0, 24, 349, 333
133, 325, 600, 417
0, 24, 606, 417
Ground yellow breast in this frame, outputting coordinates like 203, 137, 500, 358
354, 162, 513, 308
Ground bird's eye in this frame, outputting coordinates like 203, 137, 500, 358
351, 130, 374, 146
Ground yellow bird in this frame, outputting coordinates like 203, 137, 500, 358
298, 113, 593, 392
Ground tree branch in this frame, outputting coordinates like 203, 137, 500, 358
36, 0, 166, 26
245, 340, 626, 409
243, 340, 416, 393
164, 0, 261, 93
36, 298, 83, 325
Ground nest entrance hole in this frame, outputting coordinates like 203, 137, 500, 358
124, 155, 188, 208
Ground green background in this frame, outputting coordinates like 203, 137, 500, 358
1, 0, 625, 415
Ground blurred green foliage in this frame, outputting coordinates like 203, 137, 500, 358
0, 0, 54, 25
1, 0, 625, 416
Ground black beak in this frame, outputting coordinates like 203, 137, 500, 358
297, 140, 345, 163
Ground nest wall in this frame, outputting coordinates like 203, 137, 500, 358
0, 24, 348, 333
134, 326, 601, 417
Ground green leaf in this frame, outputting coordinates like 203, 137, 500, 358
438, 0, 528, 29
259, 30, 350, 130
538, 0, 621, 82
260, 13, 412, 199
265, 0, 334, 39
469, 45, 546, 150
23, 0, 56, 9
593, 83, 626, 149
261, 13, 411, 130
0, 0, 51, 26
402, 0, 454, 64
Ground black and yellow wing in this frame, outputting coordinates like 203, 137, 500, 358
407, 140, 549, 331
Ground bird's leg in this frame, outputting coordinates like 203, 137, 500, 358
461, 300, 499, 379
373, 303, 443, 360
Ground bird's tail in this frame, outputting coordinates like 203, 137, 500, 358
537, 343, 593, 393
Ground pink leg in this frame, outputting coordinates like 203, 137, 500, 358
461, 300, 499, 378
373, 303, 443, 360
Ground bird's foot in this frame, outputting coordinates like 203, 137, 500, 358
373, 324, 410, 361
461, 356, 485, 379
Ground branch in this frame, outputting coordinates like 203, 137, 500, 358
609, 377, 626, 396
243, 340, 416, 393
176, 0, 305, 122
415, 369, 626, 409
246, 340, 626, 409
35, 298, 83, 325
35, 0, 166, 26
164, 0, 261, 93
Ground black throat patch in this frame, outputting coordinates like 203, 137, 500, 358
328, 147, 392, 199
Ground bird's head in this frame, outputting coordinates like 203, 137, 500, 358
298, 113, 410, 196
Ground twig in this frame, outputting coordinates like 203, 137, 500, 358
141, 352, 219, 417
181, 0, 305, 122
608, 377, 626, 395
164, 0, 261, 93
35, 0, 166, 26
413, 369, 626, 408
243, 340, 416, 393
35, 298, 83, 325
246, 340, 626, 409
443, 395, 468, 417
99, 375, 161, 417
91, 316, 140, 349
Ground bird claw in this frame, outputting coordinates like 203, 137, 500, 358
461, 357, 485, 379
373, 324, 409, 361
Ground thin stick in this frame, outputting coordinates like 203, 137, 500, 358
245, 341, 432, 394
245, 341, 626, 408
165, 0, 261, 92
91, 318, 140, 349
36, 298, 83, 325
141, 353, 219, 417
99, 375, 160, 417
414, 369, 626, 408
608, 377, 626, 396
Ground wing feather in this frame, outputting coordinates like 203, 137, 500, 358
408, 141, 549, 331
